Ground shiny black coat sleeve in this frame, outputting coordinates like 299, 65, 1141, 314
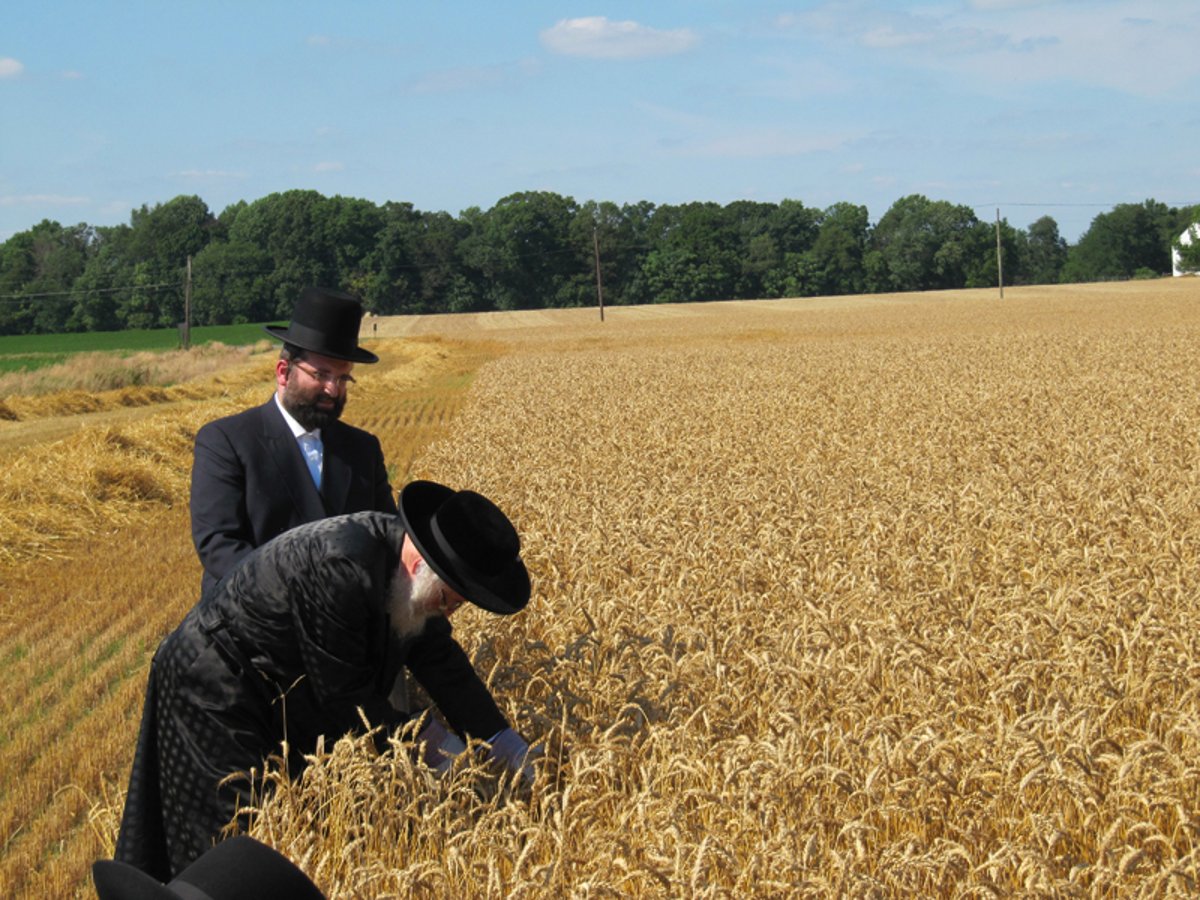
405, 617, 509, 740
290, 552, 385, 704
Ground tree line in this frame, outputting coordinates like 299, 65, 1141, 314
1, 190, 1197, 335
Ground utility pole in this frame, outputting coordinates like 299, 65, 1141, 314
183, 255, 193, 348
593, 226, 605, 322
995, 209, 1004, 299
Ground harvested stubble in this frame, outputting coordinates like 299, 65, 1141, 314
0, 335, 482, 897
244, 285, 1200, 897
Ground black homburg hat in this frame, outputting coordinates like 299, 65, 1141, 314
263, 286, 379, 364
399, 481, 531, 615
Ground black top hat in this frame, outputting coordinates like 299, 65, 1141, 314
93, 836, 325, 900
264, 286, 379, 364
399, 481, 531, 615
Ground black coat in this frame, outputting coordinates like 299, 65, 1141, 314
190, 397, 397, 595
115, 512, 508, 880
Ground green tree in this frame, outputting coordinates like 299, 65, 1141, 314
68, 224, 132, 332
867, 195, 985, 292
1020, 216, 1068, 284
316, 196, 384, 291
0, 219, 94, 334
362, 202, 444, 315
121, 195, 217, 326
763, 251, 820, 298
753, 200, 821, 298
637, 202, 737, 303
127, 195, 215, 268
190, 240, 274, 324
227, 190, 340, 315
724, 200, 797, 298
964, 216, 1023, 289
638, 246, 711, 304
769, 199, 821, 255
810, 202, 869, 296
461, 192, 580, 310
565, 200, 661, 308
116, 261, 164, 329
1061, 200, 1174, 282
455, 205, 504, 311
740, 231, 781, 298
415, 210, 475, 314
604, 200, 659, 306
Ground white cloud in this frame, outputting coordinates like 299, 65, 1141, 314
312, 161, 344, 173
540, 17, 698, 60
410, 65, 494, 94
785, 1, 1199, 97
408, 59, 539, 94
60, 70, 83, 80
174, 169, 247, 180
0, 193, 89, 207
954, 2, 1200, 96
860, 25, 936, 49
632, 100, 711, 129
750, 56, 858, 101
969, 0, 1058, 8
0, 57, 24, 78
686, 129, 853, 159
100, 199, 132, 217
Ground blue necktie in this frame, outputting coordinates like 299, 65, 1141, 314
299, 433, 322, 490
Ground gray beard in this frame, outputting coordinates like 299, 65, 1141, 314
388, 563, 441, 640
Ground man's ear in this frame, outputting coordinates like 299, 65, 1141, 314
399, 537, 425, 577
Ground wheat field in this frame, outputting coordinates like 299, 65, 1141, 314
2, 281, 1200, 896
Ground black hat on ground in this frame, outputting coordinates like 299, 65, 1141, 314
399, 480, 531, 615
263, 286, 379, 364
92, 836, 325, 900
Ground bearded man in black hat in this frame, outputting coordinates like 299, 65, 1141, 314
190, 286, 397, 596
114, 482, 539, 881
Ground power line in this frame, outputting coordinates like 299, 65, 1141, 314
0, 281, 183, 303
977, 200, 1200, 210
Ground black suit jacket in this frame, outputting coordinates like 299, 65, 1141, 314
190, 397, 397, 594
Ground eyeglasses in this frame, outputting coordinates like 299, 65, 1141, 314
291, 360, 356, 389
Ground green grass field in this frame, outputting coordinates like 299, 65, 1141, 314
0, 323, 271, 373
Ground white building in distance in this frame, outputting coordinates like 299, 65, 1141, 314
1173, 223, 1199, 276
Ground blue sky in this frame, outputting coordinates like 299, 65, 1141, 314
2, 1, 1197, 244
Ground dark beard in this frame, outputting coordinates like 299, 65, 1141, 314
283, 393, 345, 431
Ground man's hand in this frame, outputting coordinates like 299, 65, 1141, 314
416, 715, 466, 772
487, 728, 542, 787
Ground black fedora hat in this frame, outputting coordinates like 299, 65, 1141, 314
264, 286, 379, 364
92, 836, 325, 900
399, 481, 531, 615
